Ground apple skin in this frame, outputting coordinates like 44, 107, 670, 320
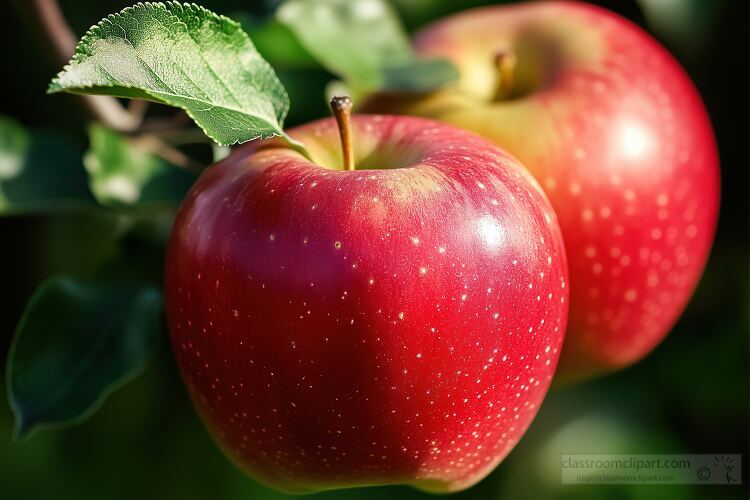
364, 1, 720, 381
165, 115, 568, 493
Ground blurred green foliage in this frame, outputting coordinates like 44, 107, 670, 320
0, 0, 747, 499
277, 0, 458, 92
0, 116, 94, 214
8, 276, 162, 438
84, 124, 196, 210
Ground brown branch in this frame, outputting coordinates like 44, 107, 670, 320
15, 0, 208, 173
15, 0, 140, 131
128, 99, 150, 123
134, 136, 205, 174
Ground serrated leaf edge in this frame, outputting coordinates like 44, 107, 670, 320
47, 2, 290, 147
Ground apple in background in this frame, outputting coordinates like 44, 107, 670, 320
364, 1, 720, 381
165, 110, 569, 493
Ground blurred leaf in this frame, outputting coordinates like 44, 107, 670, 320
48, 2, 296, 147
7, 276, 163, 438
235, 14, 319, 68
382, 59, 459, 92
638, 0, 730, 57
278, 0, 411, 85
390, 0, 511, 30
277, 0, 458, 92
84, 124, 196, 209
0, 115, 94, 215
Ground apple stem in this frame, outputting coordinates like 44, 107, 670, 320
493, 50, 517, 100
330, 96, 355, 171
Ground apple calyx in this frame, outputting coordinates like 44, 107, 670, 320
493, 49, 517, 101
330, 95, 355, 170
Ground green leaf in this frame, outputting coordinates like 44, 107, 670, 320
0, 115, 95, 215
48, 2, 293, 147
382, 59, 460, 92
235, 14, 319, 68
7, 276, 163, 438
84, 124, 196, 209
277, 0, 458, 92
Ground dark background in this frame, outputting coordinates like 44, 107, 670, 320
1, 1, 747, 499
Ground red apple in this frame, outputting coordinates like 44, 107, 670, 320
165, 113, 568, 493
364, 2, 720, 380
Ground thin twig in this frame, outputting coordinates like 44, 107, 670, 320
137, 112, 192, 135
156, 128, 213, 146
15, 0, 140, 131
16, 0, 209, 172
128, 99, 150, 123
134, 136, 205, 174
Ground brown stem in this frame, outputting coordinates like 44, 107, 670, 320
137, 112, 192, 134
128, 99, 150, 122
493, 49, 517, 101
156, 128, 213, 146
330, 96, 355, 171
134, 136, 204, 174
15, 0, 140, 131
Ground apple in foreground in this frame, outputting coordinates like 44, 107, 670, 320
364, 2, 720, 381
165, 108, 568, 493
